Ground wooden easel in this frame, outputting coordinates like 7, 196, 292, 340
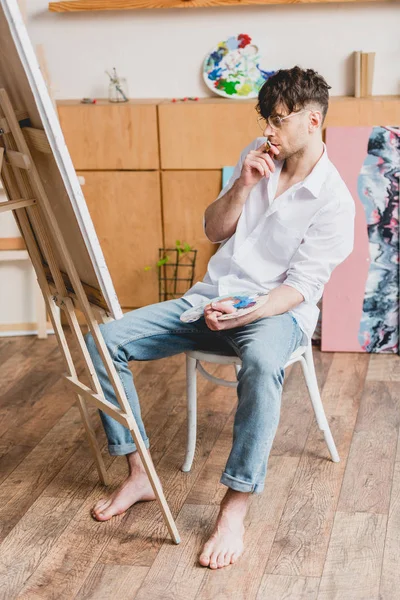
0, 88, 181, 545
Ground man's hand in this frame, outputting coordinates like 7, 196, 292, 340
203, 297, 270, 331
238, 141, 280, 188
203, 285, 305, 331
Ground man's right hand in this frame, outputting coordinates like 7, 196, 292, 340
238, 141, 280, 188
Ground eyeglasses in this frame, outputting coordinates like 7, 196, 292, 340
257, 109, 312, 132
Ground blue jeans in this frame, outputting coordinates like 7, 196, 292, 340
84, 298, 303, 494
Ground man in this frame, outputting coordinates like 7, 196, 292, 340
84, 66, 355, 570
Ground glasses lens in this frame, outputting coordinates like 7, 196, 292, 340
268, 116, 282, 129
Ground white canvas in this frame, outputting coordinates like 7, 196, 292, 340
0, 0, 123, 320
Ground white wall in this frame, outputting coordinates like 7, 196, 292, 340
26, 1, 400, 99
0, 184, 38, 330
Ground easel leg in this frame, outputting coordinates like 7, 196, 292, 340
35, 277, 48, 339
75, 390, 109, 486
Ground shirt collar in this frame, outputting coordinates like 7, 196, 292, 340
301, 142, 329, 198
272, 141, 329, 199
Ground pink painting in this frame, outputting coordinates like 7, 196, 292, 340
322, 127, 400, 353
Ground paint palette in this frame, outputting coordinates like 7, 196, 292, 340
203, 34, 275, 99
180, 292, 269, 323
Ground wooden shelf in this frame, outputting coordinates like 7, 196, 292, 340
48, 0, 395, 12
57, 95, 400, 105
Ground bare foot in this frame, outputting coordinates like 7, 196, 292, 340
91, 449, 158, 521
198, 489, 250, 569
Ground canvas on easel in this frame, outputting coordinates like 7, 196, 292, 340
0, 0, 180, 544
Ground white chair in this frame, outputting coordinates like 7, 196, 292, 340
182, 341, 339, 472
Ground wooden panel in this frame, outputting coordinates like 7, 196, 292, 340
159, 100, 259, 169
324, 95, 400, 127
161, 170, 222, 289
57, 101, 159, 170
78, 171, 162, 308
0, 237, 25, 250
49, 0, 395, 11
159, 96, 400, 169
1, 341, 399, 596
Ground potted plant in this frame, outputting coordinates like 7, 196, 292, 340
144, 240, 197, 302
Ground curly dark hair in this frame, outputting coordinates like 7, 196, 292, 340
256, 66, 331, 125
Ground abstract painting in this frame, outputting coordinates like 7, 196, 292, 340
322, 126, 400, 353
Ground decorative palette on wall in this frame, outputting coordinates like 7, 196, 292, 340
322, 126, 400, 353
203, 34, 274, 99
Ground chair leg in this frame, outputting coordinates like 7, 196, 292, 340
182, 354, 198, 472
300, 345, 340, 463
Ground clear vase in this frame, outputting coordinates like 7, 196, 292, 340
108, 77, 129, 103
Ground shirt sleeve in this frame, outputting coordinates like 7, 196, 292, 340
283, 199, 356, 304
203, 138, 261, 244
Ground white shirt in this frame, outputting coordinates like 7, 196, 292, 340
182, 138, 355, 344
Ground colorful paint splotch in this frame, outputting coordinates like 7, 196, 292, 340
203, 34, 274, 99
322, 126, 400, 353
357, 127, 400, 352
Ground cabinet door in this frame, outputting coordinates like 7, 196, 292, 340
78, 171, 162, 308
58, 102, 159, 170
159, 100, 259, 169
162, 170, 222, 290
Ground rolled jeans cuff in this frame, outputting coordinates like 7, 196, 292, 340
220, 472, 265, 494
108, 438, 150, 456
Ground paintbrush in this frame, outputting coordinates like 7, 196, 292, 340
263, 139, 272, 153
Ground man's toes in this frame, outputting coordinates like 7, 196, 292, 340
91, 499, 114, 520
199, 552, 211, 567
92, 498, 108, 512
230, 552, 239, 564
209, 552, 219, 569
100, 504, 125, 520
217, 551, 227, 568
92, 511, 110, 521
224, 552, 231, 567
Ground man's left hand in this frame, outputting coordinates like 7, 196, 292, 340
204, 297, 270, 331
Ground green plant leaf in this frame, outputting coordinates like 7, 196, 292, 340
156, 255, 170, 267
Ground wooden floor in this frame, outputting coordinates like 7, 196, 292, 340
0, 330, 400, 600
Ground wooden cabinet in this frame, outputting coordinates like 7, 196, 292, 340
57, 95, 400, 315
78, 171, 162, 308
58, 100, 159, 170
57, 99, 162, 314
161, 170, 222, 284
